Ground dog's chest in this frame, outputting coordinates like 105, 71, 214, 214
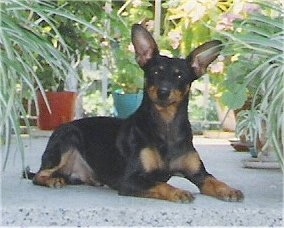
139, 140, 188, 175
155, 119, 187, 148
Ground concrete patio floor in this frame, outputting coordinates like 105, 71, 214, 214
1, 132, 283, 226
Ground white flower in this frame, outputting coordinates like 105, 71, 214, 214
216, 13, 242, 31
231, 54, 240, 62
243, 3, 261, 14
101, 41, 109, 47
128, 43, 135, 53
209, 61, 224, 74
167, 0, 181, 8
199, 0, 219, 9
183, 0, 198, 13
132, 0, 143, 8
145, 20, 155, 32
168, 30, 182, 49
236, 28, 242, 33
103, 2, 112, 14
191, 4, 206, 22
183, 1, 206, 22
217, 55, 225, 61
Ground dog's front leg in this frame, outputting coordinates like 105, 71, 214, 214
170, 151, 244, 202
118, 173, 194, 203
118, 147, 195, 203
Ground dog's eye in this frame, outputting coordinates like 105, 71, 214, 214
174, 69, 183, 79
154, 71, 159, 76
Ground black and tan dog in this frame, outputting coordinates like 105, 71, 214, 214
26, 24, 244, 203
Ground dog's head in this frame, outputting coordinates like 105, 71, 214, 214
131, 24, 222, 109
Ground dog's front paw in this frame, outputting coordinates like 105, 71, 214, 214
215, 187, 244, 202
201, 177, 244, 202
170, 189, 195, 203
142, 183, 195, 203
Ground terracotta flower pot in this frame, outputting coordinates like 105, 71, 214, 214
37, 91, 77, 130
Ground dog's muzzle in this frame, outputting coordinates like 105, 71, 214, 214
157, 88, 171, 101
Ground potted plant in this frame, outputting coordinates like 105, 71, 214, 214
235, 109, 265, 157
107, 13, 144, 118
111, 40, 144, 118
0, 0, 111, 170
1, 0, 79, 170
105, 1, 156, 119
214, 1, 283, 169
35, 63, 78, 130
34, 1, 115, 129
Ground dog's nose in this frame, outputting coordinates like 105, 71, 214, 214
157, 88, 171, 100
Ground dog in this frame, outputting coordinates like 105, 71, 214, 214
25, 24, 244, 203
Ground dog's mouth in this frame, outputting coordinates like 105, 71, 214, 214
147, 86, 187, 108
153, 99, 176, 108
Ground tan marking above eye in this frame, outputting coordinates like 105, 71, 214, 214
174, 69, 180, 73
159, 65, 165, 70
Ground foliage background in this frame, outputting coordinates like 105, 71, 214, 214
1, 0, 283, 169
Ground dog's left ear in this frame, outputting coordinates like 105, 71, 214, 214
132, 24, 159, 67
187, 40, 222, 79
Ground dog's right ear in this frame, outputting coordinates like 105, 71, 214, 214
131, 24, 159, 67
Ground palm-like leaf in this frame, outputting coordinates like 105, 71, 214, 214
218, 0, 283, 169
0, 0, 107, 170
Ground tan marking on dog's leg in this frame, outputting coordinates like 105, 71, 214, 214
33, 152, 72, 188
33, 171, 66, 188
141, 183, 194, 203
140, 148, 164, 172
170, 152, 201, 174
58, 150, 101, 186
201, 177, 244, 202
33, 169, 67, 188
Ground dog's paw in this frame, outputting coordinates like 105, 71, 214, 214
170, 189, 195, 203
47, 177, 67, 188
143, 183, 195, 203
201, 177, 244, 202
216, 187, 244, 202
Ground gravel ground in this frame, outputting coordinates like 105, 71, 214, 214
2, 207, 282, 226
1, 135, 283, 226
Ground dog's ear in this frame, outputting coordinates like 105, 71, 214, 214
131, 24, 159, 67
187, 40, 222, 78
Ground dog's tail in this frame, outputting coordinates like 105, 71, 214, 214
22, 166, 36, 180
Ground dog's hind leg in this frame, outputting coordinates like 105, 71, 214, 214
33, 150, 70, 188
34, 148, 101, 188
33, 125, 100, 188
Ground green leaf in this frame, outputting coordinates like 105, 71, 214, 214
221, 85, 247, 110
